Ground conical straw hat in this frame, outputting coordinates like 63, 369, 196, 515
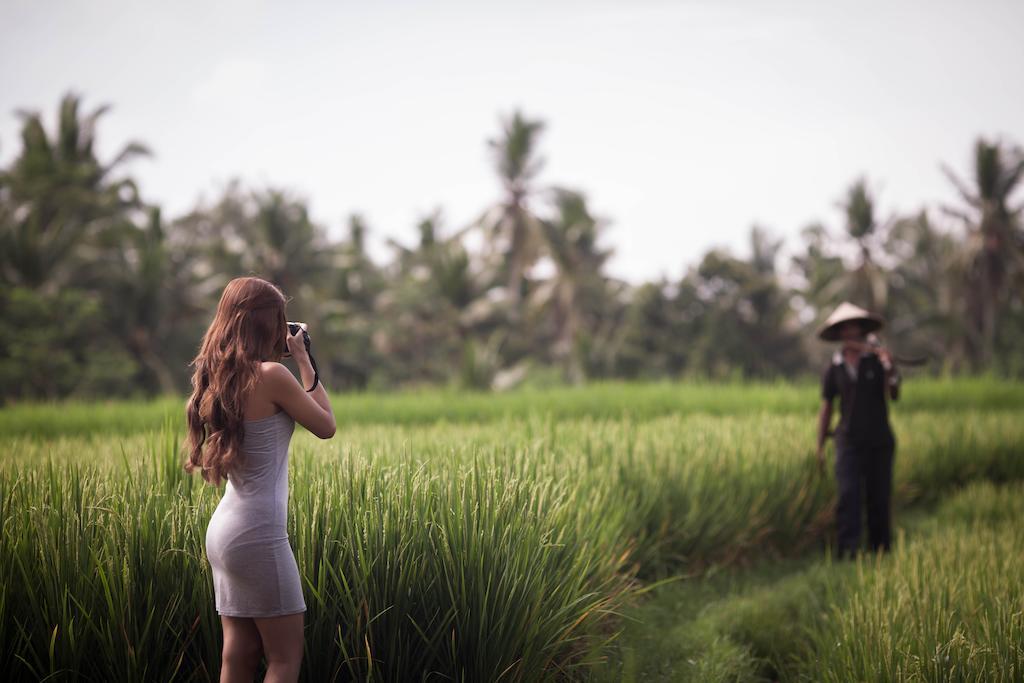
817, 301, 884, 341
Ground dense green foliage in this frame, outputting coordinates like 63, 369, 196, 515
2, 94, 1023, 401
1, 381, 1022, 680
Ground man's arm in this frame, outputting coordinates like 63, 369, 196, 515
877, 348, 901, 401
816, 398, 833, 471
817, 362, 838, 471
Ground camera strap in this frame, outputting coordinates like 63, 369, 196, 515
304, 349, 320, 392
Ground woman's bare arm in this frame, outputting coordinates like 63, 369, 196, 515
261, 362, 336, 439
294, 352, 332, 413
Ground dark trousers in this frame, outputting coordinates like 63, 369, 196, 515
834, 439, 894, 558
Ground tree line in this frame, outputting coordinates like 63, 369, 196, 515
1, 92, 1022, 401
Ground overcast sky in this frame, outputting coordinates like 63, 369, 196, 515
2, 0, 1022, 283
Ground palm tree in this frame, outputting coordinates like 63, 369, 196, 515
690, 227, 805, 378
334, 213, 378, 305
183, 182, 331, 311
382, 209, 503, 387
247, 188, 331, 299
531, 188, 612, 383
89, 207, 207, 393
941, 138, 1024, 367
0, 92, 149, 291
884, 210, 966, 372
615, 280, 677, 378
839, 178, 889, 312
385, 210, 471, 306
790, 221, 846, 315
791, 179, 891, 333
320, 214, 383, 389
478, 111, 547, 306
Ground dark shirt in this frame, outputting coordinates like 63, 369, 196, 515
822, 351, 895, 449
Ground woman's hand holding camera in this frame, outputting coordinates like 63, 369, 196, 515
286, 322, 310, 362
286, 320, 327, 401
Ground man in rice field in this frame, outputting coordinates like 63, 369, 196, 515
815, 302, 901, 559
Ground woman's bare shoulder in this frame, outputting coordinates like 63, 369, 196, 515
244, 363, 291, 419
260, 362, 292, 385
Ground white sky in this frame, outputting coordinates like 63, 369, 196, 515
2, 0, 1022, 284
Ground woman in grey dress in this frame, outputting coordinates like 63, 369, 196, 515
185, 276, 336, 683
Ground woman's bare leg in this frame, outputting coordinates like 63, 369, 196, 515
220, 616, 263, 683
253, 612, 304, 683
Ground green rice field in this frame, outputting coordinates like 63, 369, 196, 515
1, 379, 1022, 681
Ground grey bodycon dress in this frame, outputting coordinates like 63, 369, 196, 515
205, 410, 306, 617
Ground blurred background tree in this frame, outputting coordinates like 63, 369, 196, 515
942, 138, 1024, 371
1, 92, 1022, 401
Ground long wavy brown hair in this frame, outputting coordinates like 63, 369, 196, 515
184, 276, 289, 485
